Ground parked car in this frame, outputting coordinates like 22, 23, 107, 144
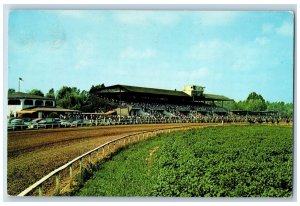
71, 119, 84, 127
60, 120, 72, 127
27, 118, 46, 129
10, 118, 24, 125
38, 118, 61, 128
7, 118, 27, 130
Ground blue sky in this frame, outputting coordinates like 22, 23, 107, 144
8, 10, 294, 102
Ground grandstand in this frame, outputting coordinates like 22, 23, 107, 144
94, 84, 232, 116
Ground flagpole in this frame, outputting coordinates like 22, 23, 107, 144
18, 77, 23, 92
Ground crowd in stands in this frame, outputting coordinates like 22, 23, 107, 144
58, 111, 291, 126
129, 101, 228, 116
14, 97, 292, 126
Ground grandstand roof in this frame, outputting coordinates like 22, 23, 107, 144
18, 107, 80, 113
96, 84, 232, 101
97, 84, 189, 97
204, 94, 232, 101
8, 92, 53, 100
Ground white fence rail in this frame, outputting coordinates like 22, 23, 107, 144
8, 118, 224, 131
18, 124, 206, 196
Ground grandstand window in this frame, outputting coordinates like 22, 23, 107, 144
24, 100, 33, 105
45, 101, 54, 107
35, 100, 44, 106
8, 100, 21, 105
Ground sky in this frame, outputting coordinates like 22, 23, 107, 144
7, 10, 294, 102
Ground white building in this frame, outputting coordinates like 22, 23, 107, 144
8, 92, 55, 118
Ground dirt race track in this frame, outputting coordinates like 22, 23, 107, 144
7, 123, 220, 195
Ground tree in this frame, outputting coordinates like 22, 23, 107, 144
8, 88, 16, 94
28, 89, 44, 97
46, 88, 55, 99
56, 86, 89, 110
89, 83, 105, 94
245, 92, 267, 111
266, 101, 293, 117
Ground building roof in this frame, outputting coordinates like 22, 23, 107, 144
204, 94, 232, 101
97, 84, 232, 101
100, 84, 190, 97
18, 107, 80, 113
8, 92, 54, 100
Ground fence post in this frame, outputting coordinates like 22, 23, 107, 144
88, 153, 92, 164
55, 174, 60, 194
79, 158, 83, 178
107, 145, 110, 154
69, 164, 73, 179
38, 185, 43, 196
69, 163, 74, 188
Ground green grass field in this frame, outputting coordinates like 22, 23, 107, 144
75, 125, 293, 197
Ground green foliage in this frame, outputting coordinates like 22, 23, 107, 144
56, 86, 89, 110
8, 88, 16, 94
245, 92, 267, 111
232, 92, 267, 111
218, 92, 292, 116
46, 88, 55, 99
266, 101, 293, 117
28, 89, 44, 97
48, 112, 59, 118
246, 92, 265, 102
80, 94, 118, 113
75, 126, 293, 197
89, 84, 105, 94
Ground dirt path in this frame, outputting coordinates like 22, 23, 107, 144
7, 123, 213, 195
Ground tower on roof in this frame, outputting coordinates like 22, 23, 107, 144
183, 85, 205, 97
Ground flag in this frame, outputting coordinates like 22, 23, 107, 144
19, 77, 23, 81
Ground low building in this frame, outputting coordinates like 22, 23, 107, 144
8, 92, 55, 117
8, 92, 80, 118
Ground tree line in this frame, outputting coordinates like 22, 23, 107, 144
8, 87, 293, 117
8, 84, 116, 113
217, 92, 293, 117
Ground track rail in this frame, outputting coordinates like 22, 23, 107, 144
18, 124, 214, 196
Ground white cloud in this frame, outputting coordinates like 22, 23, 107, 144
120, 47, 157, 59
188, 38, 266, 72
276, 22, 293, 36
188, 39, 233, 62
194, 12, 238, 26
262, 21, 293, 37
114, 11, 179, 26
72, 36, 97, 70
255, 36, 270, 46
189, 68, 210, 78
262, 23, 274, 34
